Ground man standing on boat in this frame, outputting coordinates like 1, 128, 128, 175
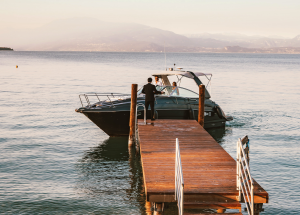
154, 76, 163, 86
142, 77, 164, 121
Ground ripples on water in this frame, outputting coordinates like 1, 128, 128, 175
0, 52, 299, 214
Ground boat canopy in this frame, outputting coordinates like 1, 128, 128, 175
152, 71, 212, 79
152, 71, 212, 99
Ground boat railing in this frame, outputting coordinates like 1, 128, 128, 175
236, 136, 254, 215
175, 138, 184, 215
78, 93, 131, 108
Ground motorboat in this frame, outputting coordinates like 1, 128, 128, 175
75, 69, 233, 136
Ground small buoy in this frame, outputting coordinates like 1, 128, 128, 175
16, 65, 18, 68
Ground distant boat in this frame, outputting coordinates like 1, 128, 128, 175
75, 69, 233, 136
0, 47, 13, 51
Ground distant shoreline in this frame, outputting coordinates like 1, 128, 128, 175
0, 47, 13, 51
4, 48, 300, 54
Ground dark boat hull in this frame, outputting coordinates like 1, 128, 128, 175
83, 111, 131, 136
83, 109, 226, 136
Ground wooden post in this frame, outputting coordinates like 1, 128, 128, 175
198, 85, 205, 127
145, 201, 153, 215
129, 84, 138, 147
217, 209, 226, 213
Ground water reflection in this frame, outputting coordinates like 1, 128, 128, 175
127, 145, 146, 214
75, 137, 146, 214
80, 137, 129, 162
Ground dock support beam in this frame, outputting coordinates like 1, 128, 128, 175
129, 84, 138, 147
217, 209, 226, 213
153, 203, 164, 215
254, 203, 264, 215
198, 85, 205, 127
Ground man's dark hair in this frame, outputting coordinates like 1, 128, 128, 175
148, 77, 152, 82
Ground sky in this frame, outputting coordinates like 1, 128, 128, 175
1, 0, 300, 38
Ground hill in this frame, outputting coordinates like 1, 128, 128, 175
0, 47, 13, 51
1, 17, 300, 53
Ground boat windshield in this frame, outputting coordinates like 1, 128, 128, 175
156, 86, 198, 98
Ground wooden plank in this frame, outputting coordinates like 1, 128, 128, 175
184, 202, 241, 210
138, 119, 269, 204
184, 213, 242, 215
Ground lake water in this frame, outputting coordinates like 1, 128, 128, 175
0, 51, 299, 214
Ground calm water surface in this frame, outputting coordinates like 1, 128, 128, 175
0, 52, 299, 214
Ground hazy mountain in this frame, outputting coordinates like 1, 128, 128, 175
1, 17, 300, 52
0, 17, 192, 51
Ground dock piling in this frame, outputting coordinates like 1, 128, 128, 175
129, 84, 138, 147
198, 85, 205, 127
145, 201, 153, 215
217, 209, 226, 213
153, 203, 163, 215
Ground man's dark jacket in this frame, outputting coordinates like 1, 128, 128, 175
142, 83, 161, 101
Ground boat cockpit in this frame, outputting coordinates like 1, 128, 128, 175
137, 85, 199, 98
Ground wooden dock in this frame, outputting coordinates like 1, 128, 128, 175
137, 119, 268, 214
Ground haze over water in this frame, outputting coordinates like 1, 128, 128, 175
0, 52, 299, 214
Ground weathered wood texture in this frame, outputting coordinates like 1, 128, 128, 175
184, 213, 242, 215
138, 119, 268, 204
129, 84, 138, 146
198, 85, 205, 127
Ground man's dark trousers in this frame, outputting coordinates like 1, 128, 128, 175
145, 101, 155, 120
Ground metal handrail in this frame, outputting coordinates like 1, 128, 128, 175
237, 137, 254, 215
175, 138, 184, 215
135, 103, 146, 143
95, 93, 100, 102
78, 93, 131, 108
